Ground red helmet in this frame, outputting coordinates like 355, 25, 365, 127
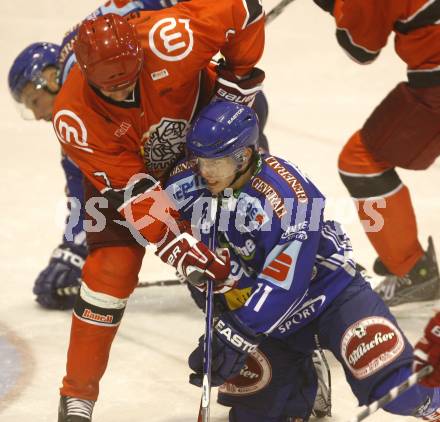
74, 13, 143, 91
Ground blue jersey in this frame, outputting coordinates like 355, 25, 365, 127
165, 154, 357, 339
61, 154, 86, 244
56, 0, 178, 244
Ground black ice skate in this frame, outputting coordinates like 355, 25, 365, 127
311, 349, 332, 418
58, 396, 95, 422
374, 236, 440, 307
373, 256, 392, 276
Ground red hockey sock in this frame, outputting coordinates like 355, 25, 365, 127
357, 185, 424, 276
60, 245, 145, 400
60, 314, 118, 401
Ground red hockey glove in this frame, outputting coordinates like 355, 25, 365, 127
155, 229, 230, 286
187, 248, 238, 294
413, 311, 440, 387
214, 66, 265, 107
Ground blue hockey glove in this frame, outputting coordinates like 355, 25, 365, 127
188, 312, 261, 387
32, 242, 87, 310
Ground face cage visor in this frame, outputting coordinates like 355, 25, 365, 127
14, 70, 59, 120
91, 75, 138, 93
187, 147, 249, 181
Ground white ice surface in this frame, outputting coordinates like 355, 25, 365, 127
0, 0, 439, 420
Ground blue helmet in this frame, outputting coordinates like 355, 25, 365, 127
8, 42, 60, 102
186, 101, 259, 159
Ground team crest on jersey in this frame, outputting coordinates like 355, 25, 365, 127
142, 118, 188, 178
53, 109, 93, 153
341, 316, 405, 380
219, 348, 272, 396
149, 17, 194, 62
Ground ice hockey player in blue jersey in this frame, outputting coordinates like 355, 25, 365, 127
6, 0, 180, 309
165, 101, 440, 421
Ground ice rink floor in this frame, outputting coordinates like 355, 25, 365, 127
1, 0, 440, 420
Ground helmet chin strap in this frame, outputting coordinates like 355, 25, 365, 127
43, 85, 60, 96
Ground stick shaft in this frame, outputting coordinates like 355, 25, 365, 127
199, 279, 214, 422
351, 365, 433, 422
266, 0, 297, 25
198, 198, 218, 422
56, 278, 181, 296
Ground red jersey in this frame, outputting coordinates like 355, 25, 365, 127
333, 0, 440, 87
52, 0, 264, 243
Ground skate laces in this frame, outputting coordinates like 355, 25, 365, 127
312, 351, 331, 414
376, 254, 433, 300
376, 275, 411, 300
65, 396, 95, 419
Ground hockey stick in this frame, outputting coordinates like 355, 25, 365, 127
266, 0, 297, 25
198, 198, 219, 422
56, 278, 181, 296
349, 365, 433, 422
198, 277, 214, 422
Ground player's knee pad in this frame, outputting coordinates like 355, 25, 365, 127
73, 280, 127, 328
339, 168, 402, 199
220, 344, 314, 422
338, 131, 401, 199
82, 245, 145, 297
371, 365, 440, 417
338, 130, 392, 174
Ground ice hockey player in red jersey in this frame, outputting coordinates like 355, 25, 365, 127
8, 0, 183, 310
53, 1, 265, 420
414, 311, 440, 421
314, 0, 440, 306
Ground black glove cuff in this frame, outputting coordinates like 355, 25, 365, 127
214, 313, 260, 354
